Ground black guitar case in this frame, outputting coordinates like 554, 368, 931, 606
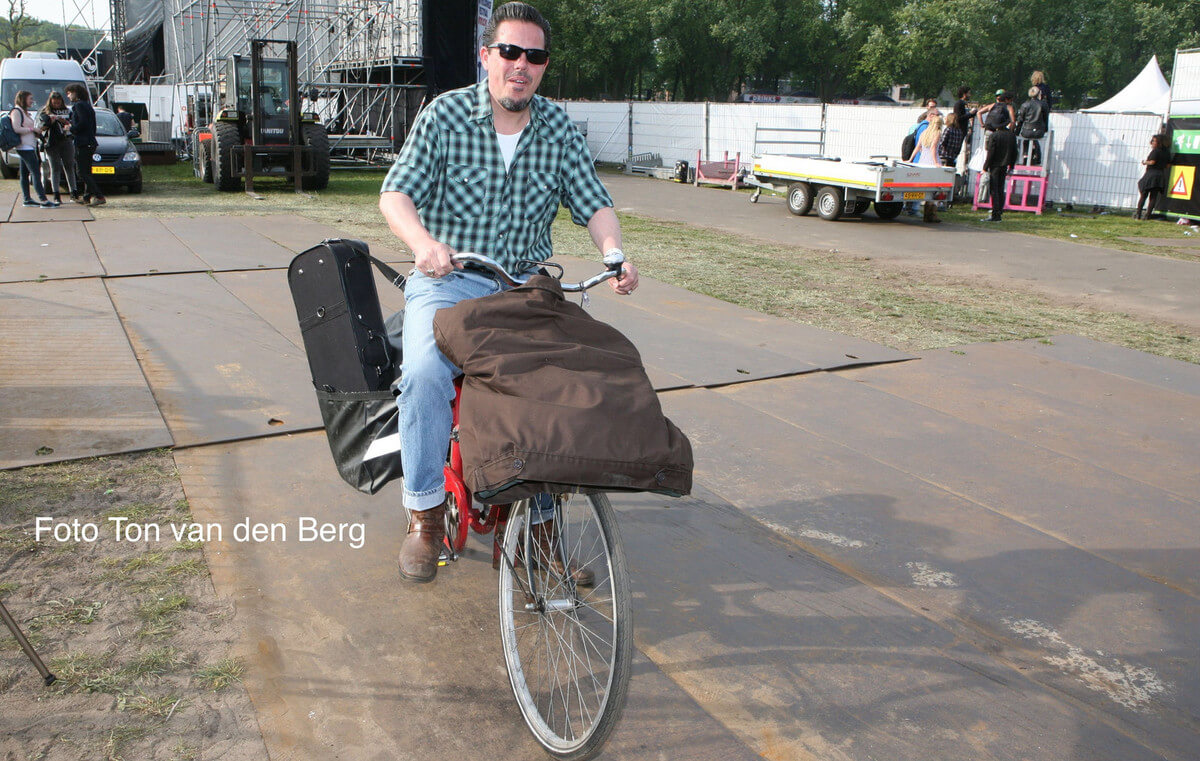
288, 238, 407, 494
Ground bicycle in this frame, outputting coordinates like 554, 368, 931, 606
425, 251, 633, 761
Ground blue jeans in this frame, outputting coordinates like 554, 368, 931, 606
16, 149, 46, 202
398, 268, 554, 525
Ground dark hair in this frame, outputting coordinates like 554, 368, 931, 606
957, 86, 971, 99
65, 83, 90, 101
39, 90, 65, 116
1151, 134, 1164, 147
482, 2, 551, 49
14, 89, 31, 109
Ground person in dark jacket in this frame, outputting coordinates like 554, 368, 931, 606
36, 91, 80, 204
378, 2, 639, 584
115, 106, 134, 133
1135, 134, 1170, 220
982, 123, 1018, 221
979, 90, 1015, 133
1015, 86, 1049, 165
65, 83, 105, 207
1031, 70, 1054, 111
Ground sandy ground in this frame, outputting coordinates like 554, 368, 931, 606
0, 451, 267, 761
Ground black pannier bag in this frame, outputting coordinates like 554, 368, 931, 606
288, 239, 407, 494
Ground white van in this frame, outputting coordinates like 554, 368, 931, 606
1, 54, 87, 179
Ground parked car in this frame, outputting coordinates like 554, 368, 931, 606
73, 107, 143, 194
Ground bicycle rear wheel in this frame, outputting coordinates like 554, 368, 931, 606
497, 493, 632, 760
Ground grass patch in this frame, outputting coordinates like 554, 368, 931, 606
193, 658, 245, 691
52, 650, 124, 694
547, 209, 1200, 364
938, 205, 1200, 261
138, 593, 188, 623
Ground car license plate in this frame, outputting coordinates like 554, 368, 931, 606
902, 191, 924, 200
92, 166, 115, 175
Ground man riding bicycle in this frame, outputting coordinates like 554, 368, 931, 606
378, 1, 639, 584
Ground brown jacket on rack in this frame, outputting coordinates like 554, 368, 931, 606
433, 275, 693, 504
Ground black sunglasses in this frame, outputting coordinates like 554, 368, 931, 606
488, 43, 549, 66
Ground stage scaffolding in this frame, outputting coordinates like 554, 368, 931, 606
163, 0, 426, 161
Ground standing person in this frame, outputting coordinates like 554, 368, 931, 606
953, 86, 976, 138
65, 84, 106, 207
938, 111, 967, 205
1015, 86, 1049, 165
981, 121, 1018, 222
979, 89, 1016, 133
1135, 134, 1169, 220
378, 1, 639, 584
115, 105, 134, 133
913, 114, 945, 223
36, 91, 80, 204
8, 91, 56, 208
1031, 70, 1053, 111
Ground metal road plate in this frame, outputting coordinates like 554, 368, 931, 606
6, 198, 93, 223
160, 216, 296, 271
174, 433, 761, 761
840, 343, 1200, 498
1009, 333, 1200, 397
660, 386, 1199, 757
88, 217, 208, 276
715, 372, 1200, 594
105, 272, 321, 447
0, 221, 104, 282
611, 484, 1181, 761
0, 279, 172, 468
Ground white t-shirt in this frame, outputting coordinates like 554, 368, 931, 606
496, 127, 524, 172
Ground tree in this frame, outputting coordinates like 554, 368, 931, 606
1, 0, 53, 57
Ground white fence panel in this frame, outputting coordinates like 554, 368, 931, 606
824, 104, 921, 159
708, 103, 823, 162
557, 101, 629, 163
631, 102, 705, 166
1170, 49, 1200, 115
1045, 112, 1161, 209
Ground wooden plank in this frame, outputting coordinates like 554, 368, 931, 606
839, 344, 1200, 499
0, 279, 172, 468
173, 434, 761, 761
0, 221, 104, 282
88, 217, 209, 276
105, 273, 321, 447
159, 216, 295, 271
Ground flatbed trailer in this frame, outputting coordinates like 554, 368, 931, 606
746, 154, 956, 220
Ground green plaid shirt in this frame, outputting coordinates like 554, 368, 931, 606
381, 80, 613, 274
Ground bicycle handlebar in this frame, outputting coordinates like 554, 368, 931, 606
451, 251, 625, 292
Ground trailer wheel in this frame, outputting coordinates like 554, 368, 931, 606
874, 201, 903, 220
213, 121, 241, 192
786, 182, 813, 216
816, 185, 843, 220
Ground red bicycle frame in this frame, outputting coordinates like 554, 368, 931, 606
443, 378, 508, 566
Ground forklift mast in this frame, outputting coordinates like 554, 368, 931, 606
223, 39, 301, 146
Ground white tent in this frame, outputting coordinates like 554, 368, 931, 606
1084, 56, 1171, 115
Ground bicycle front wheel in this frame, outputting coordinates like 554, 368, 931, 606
498, 492, 633, 760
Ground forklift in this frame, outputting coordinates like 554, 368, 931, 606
192, 39, 330, 192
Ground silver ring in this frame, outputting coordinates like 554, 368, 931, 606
426, 268, 436, 276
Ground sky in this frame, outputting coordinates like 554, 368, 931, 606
21, 0, 111, 31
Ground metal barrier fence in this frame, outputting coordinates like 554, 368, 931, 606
556, 100, 1165, 210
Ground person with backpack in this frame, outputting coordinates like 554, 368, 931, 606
65, 83, 105, 207
36, 91, 80, 205
978, 90, 1016, 133
7, 91, 58, 208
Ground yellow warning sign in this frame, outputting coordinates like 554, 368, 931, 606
1169, 165, 1194, 199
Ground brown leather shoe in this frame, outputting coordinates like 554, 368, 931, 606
398, 503, 446, 583
533, 519, 595, 587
